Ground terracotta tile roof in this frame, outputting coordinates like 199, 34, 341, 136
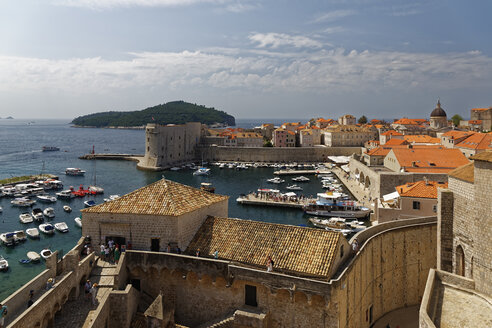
455, 133, 492, 150
470, 151, 492, 162
186, 216, 343, 279
468, 120, 482, 124
441, 130, 475, 139
389, 148, 470, 173
381, 130, 403, 136
384, 138, 409, 146
396, 180, 448, 199
375, 124, 384, 129
449, 162, 474, 183
404, 167, 453, 173
82, 179, 228, 216
393, 118, 428, 125
471, 107, 491, 111
403, 135, 441, 144
366, 147, 391, 157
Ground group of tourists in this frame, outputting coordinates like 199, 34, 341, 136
84, 280, 99, 306
99, 239, 121, 264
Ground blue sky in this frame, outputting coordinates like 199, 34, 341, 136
0, 0, 491, 120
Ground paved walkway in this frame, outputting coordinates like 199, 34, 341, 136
331, 167, 373, 209
52, 258, 117, 328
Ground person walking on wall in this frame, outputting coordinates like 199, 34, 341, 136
114, 246, 120, 265
90, 283, 98, 306
84, 280, 92, 301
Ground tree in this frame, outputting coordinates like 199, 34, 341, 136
451, 114, 463, 127
263, 140, 273, 147
358, 115, 368, 124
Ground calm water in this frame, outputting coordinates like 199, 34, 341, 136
0, 119, 342, 300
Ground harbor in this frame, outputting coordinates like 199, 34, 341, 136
273, 169, 332, 175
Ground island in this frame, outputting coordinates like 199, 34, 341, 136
71, 101, 235, 128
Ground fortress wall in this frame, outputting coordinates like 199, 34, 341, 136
332, 219, 437, 328
198, 146, 361, 163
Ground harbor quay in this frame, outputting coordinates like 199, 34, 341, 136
236, 193, 314, 209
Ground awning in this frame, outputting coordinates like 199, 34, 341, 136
283, 192, 297, 197
383, 191, 400, 202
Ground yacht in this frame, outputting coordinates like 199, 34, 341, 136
65, 168, 86, 176
26, 228, 40, 239
11, 197, 36, 207
19, 212, 34, 224
292, 176, 310, 182
56, 189, 74, 199
39, 223, 55, 235
54, 222, 69, 233
43, 207, 55, 218
37, 194, 57, 203
103, 195, 120, 202
0, 255, 8, 271
286, 184, 302, 191
32, 208, 44, 222
193, 167, 211, 176
84, 200, 96, 207
304, 193, 371, 218
267, 177, 285, 184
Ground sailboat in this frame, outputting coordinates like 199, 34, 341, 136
88, 146, 104, 194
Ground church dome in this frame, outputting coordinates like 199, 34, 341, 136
431, 100, 447, 117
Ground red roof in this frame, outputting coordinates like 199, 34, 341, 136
455, 133, 492, 150
384, 138, 408, 146
381, 130, 403, 136
396, 180, 448, 199
389, 148, 470, 173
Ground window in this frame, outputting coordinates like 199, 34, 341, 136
433, 205, 437, 212
340, 245, 344, 258
413, 201, 421, 210
245, 285, 257, 307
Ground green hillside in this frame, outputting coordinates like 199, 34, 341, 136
71, 101, 235, 127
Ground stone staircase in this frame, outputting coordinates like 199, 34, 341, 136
195, 312, 235, 328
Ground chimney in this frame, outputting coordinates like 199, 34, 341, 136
424, 176, 429, 185
412, 161, 417, 167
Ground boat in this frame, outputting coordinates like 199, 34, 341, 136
19, 212, 34, 224
26, 228, 40, 239
56, 189, 74, 199
14, 230, 27, 242
65, 168, 86, 176
0, 206, 2, 212
32, 208, 44, 222
193, 167, 211, 176
54, 222, 69, 233
303, 193, 372, 218
200, 182, 215, 193
84, 200, 96, 207
74, 217, 82, 228
267, 177, 285, 184
63, 205, 72, 213
40, 249, 53, 260
27, 251, 41, 262
88, 185, 104, 194
36, 194, 57, 203
11, 197, 36, 207
170, 167, 181, 171
309, 217, 353, 236
103, 195, 120, 202
43, 207, 55, 218
0, 255, 8, 271
42, 146, 60, 151
292, 176, 310, 182
19, 259, 31, 264
0, 232, 16, 246
286, 184, 302, 191
39, 223, 55, 235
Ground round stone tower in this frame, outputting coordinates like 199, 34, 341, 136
430, 100, 448, 129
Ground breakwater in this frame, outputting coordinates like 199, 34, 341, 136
79, 153, 143, 161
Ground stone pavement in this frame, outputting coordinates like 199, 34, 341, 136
52, 258, 117, 328
331, 166, 373, 209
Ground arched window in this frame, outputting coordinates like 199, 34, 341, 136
456, 245, 465, 276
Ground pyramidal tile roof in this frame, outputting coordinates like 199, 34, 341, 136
82, 179, 228, 216
396, 180, 448, 199
186, 217, 342, 279
449, 162, 474, 183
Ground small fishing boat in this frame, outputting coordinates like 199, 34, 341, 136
43, 207, 55, 218
36, 194, 57, 203
27, 251, 41, 262
286, 184, 302, 191
0, 255, 9, 271
54, 222, 69, 233
200, 182, 215, 193
65, 168, 86, 176
88, 185, 104, 194
103, 195, 119, 202
14, 230, 27, 242
0, 206, 2, 212
19, 212, 34, 224
26, 228, 40, 239
42, 146, 60, 151
267, 177, 285, 184
74, 217, 82, 228
84, 200, 96, 207
32, 208, 44, 222
193, 167, 211, 176
292, 176, 310, 182
40, 249, 53, 260
19, 259, 31, 264
0, 232, 16, 246
170, 167, 181, 171
39, 223, 55, 235
63, 205, 72, 213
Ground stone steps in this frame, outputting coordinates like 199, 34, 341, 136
195, 312, 235, 328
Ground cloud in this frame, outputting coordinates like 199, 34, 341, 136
53, 0, 256, 10
313, 10, 357, 23
323, 26, 346, 34
249, 33, 323, 49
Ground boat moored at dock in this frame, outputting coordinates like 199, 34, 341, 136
65, 168, 86, 176
304, 192, 371, 218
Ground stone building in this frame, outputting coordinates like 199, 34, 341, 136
138, 123, 202, 170
454, 132, 492, 157
338, 114, 356, 125
469, 107, 492, 131
429, 100, 448, 130
323, 125, 378, 147
420, 151, 492, 327
81, 179, 229, 251
379, 130, 403, 145
298, 129, 314, 147
272, 128, 295, 147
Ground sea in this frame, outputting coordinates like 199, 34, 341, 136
0, 118, 340, 300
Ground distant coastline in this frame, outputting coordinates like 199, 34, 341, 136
71, 124, 146, 130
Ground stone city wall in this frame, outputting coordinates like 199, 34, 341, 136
198, 146, 361, 163
437, 189, 454, 272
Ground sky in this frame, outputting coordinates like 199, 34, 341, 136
0, 0, 491, 120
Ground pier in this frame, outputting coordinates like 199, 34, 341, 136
236, 193, 315, 209
79, 153, 144, 161
273, 169, 332, 176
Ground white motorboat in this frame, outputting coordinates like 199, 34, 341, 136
0, 255, 8, 271
14, 230, 27, 242
26, 228, 40, 239
267, 177, 285, 184
36, 195, 57, 203
0, 206, 2, 212
11, 197, 36, 207
286, 184, 303, 191
54, 222, 69, 233
170, 167, 181, 171
56, 189, 74, 199
74, 217, 82, 228
40, 249, 53, 260
27, 251, 41, 262
19, 212, 34, 224
63, 205, 72, 213
88, 185, 104, 194
65, 168, 86, 176
304, 193, 371, 218
84, 200, 96, 207
32, 208, 44, 222
103, 195, 120, 202
292, 176, 310, 182
0, 232, 16, 246
219, 163, 226, 169
309, 217, 353, 235
193, 167, 211, 176
39, 223, 55, 235
43, 207, 55, 218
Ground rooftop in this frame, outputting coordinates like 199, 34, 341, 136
381, 130, 403, 136
82, 179, 229, 216
471, 107, 491, 111
389, 148, 470, 173
186, 216, 343, 279
455, 133, 492, 150
403, 135, 441, 144
396, 180, 448, 199
470, 150, 492, 162
449, 162, 474, 183
384, 138, 409, 146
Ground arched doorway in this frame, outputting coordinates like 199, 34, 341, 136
456, 245, 465, 276
365, 176, 371, 189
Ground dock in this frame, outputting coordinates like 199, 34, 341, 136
236, 194, 314, 209
79, 153, 144, 161
273, 169, 332, 176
